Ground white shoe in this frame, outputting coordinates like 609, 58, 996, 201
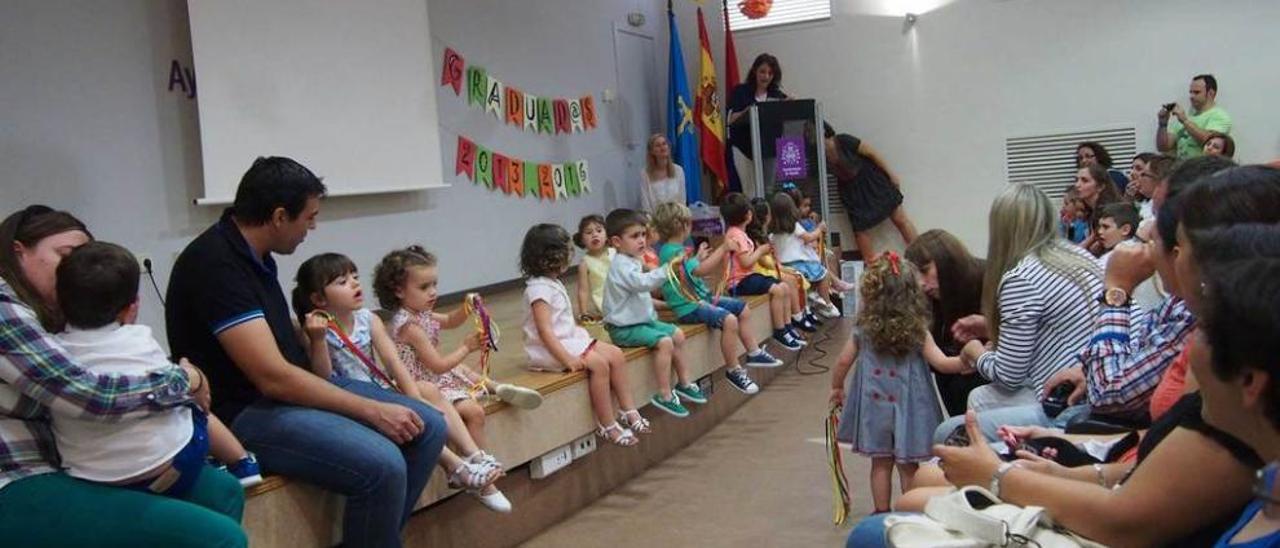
474, 488, 513, 513
496, 383, 543, 410
817, 301, 841, 318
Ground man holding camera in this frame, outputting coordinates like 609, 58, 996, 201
1157, 74, 1232, 159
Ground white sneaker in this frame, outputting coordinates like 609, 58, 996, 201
474, 488, 513, 513
817, 300, 841, 319
496, 383, 543, 409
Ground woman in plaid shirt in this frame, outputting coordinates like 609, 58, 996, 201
0, 206, 246, 547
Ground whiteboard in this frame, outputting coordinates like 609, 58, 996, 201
187, 0, 446, 204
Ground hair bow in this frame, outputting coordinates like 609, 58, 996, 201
779, 181, 797, 191
881, 251, 901, 276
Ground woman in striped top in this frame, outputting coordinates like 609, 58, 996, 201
960, 183, 1103, 411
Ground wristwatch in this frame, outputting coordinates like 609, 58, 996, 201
1100, 287, 1131, 307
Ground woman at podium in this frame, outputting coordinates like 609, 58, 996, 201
727, 53, 788, 125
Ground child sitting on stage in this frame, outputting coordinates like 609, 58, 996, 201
602, 209, 708, 419
720, 193, 807, 352
573, 214, 612, 322
651, 202, 783, 396
769, 192, 841, 318
52, 242, 261, 500
293, 252, 515, 512
520, 224, 644, 446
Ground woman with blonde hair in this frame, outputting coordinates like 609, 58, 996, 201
639, 134, 686, 213
951, 183, 1102, 411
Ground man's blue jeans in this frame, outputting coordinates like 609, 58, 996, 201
231, 378, 447, 548
932, 403, 1093, 446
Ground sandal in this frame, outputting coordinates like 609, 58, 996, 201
447, 460, 500, 490
619, 409, 652, 434
596, 422, 639, 447
468, 451, 504, 473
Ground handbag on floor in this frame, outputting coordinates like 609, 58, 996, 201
884, 486, 1107, 548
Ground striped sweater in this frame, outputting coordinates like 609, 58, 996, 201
976, 249, 1102, 396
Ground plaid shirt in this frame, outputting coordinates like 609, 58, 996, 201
0, 280, 190, 490
1081, 296, 1196, 417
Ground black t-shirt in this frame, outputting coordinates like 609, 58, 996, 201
165, 209, 309, 422
1128, 392, 1262, 548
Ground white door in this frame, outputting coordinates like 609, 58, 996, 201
612, 26, 658, 178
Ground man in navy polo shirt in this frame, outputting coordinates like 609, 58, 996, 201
166, 157, 446, 548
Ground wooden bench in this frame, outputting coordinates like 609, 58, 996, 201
242, 291, 790, 546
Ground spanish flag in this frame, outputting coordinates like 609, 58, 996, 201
695, 7, 728, 194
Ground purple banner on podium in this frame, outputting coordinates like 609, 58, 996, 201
775, 135, 808, 180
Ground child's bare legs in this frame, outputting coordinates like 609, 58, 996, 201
417, 381, 484, 458
652, 336, 675, 398
206, 414, 248, 464
897, 462, 920, 493
600, 343, 637, 411
912, 462, 948, 488
721, 312, 743, 365
766, 282, 789, 329
582, 347, 619, 426
454, 398, 488, 449
734, 305, 761, 352
870, 457, 895, 512
890, 205, 918, 245
669, 329, 692, 387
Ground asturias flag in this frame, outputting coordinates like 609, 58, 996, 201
667, 5, 702, 204
695, 7, 727, 196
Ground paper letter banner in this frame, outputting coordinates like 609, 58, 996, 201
523, 93, 539, 132
580, 95, 597, 129
439, 44, 600, 136
467, 66, 487, 107
441, 48, 464, 96
475, 146, 492, 187
564, 163, 581, 196
536, 98, 553, 134
569, 99, 584, 133
485, 79, 504, 118
524, 160, 540, 197
457, 135, 590, 201
508, 158, 524, 195
455, 135, 476, 179
505, 87, 524, 126
577, 160, 591, 193
552, 164, 568, 199
493, 153, 510, 192
537, 164, 554, 200
553, 99, 570, 134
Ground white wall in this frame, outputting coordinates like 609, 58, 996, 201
727, 0, 1280, 252
0, 0, 664, 347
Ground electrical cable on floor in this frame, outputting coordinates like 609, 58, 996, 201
792, 320, 836, 375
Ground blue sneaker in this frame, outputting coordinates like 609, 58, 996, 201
725, 367, 760, 395
744, 349, 784, 368
227, 453, 264, 488
793, 317, 818, 333
650, 393, 690, 417
786, 326, 809, 347
674, 383, 708, 404
772, 329, 803, 351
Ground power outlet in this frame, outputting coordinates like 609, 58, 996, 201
530, 444, 573, 479
570, 434, 596, 460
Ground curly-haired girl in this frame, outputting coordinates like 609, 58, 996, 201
828, 252, 967, 513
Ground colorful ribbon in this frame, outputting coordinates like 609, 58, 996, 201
321, 311, 398, 389
826, 403, 853, 525
463, 293, 500, 398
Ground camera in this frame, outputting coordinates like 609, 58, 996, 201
1163, 102, 1177, 112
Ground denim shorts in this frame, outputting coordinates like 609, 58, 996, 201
678, 297, 746, 329
784, 260, 827, 282
729, 273, 780, 296
123, 406, 209, 497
